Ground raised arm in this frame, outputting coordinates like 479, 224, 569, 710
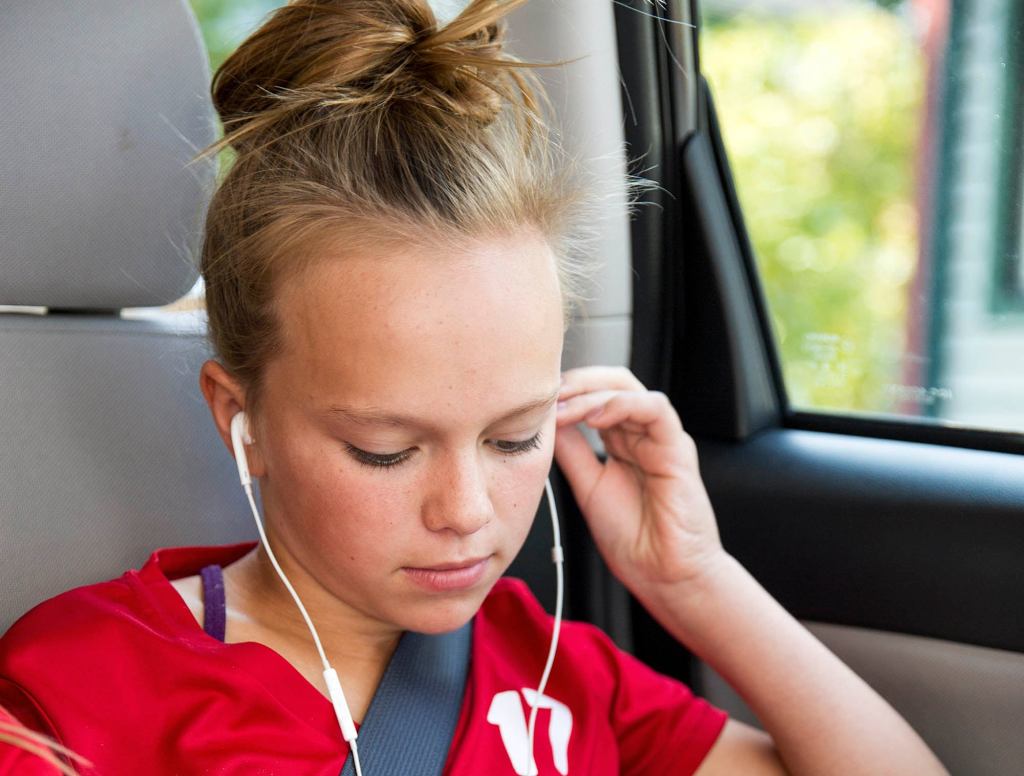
553, 366, 948, 776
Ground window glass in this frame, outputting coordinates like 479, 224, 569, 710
700, 0, 1024, 433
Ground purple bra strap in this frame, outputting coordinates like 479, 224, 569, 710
199, 564, 226, 642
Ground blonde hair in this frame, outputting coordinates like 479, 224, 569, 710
197, 0, 591, 419
0, 718, 89, 775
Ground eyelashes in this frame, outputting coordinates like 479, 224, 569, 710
345, 432, 543, 471
345, 444, 411, 470
490, 433, 543, 456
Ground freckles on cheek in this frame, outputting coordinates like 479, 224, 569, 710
492, 460, 549, 518
274, 443, 357, 530
315, 476, 406, 541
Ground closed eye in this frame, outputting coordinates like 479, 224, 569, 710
491, 431, 543, 456
345, 443, 412, 469
345, 431, 543, 470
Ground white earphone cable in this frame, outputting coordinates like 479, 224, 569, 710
242, 483, 329, 669
242, 482, 363, 776
525, 477, 565, 776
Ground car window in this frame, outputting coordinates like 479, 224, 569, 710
699, 0, 1024, 434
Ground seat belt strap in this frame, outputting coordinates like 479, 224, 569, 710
339, 620, 473, 776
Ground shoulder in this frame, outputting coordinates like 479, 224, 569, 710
479, 577, 648, 677
476, 577, 621, 692
467, 578, 728, 775
480, 576, 605, 647
477, 577, 679, 705
0, 543, 252, 698
0, 572, 144, 747
0, 573, 140, 669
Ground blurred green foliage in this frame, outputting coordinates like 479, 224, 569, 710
189, 0, 281, 175
190, 0, 280, 74
701, 6, 924, 413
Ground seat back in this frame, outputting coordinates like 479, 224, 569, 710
0, 0, 249, 629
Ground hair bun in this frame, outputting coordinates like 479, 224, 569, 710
211, 0, 537, 152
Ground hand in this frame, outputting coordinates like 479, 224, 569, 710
553, 366, 724, 595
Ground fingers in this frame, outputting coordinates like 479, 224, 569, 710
552, 423, 604, 511
557, 389, 684, 447
556, 365, 650, 428
588, 391, 685, 447
557, 366, 692, 475
559, 366, 645, 401
555, 389, 619, 426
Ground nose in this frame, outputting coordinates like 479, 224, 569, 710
421, 450, 495, 536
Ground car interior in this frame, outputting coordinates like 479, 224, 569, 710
1, 1, 1022, 774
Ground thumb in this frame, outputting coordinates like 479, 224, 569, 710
553, 423, 603, 513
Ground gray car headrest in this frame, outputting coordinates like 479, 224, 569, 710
0, 0, 217, 310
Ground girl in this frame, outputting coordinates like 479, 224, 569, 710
0, 1, 947, 774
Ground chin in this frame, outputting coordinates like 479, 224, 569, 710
395, 585, 493, 635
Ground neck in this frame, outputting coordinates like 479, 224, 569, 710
226, 541, 402, 672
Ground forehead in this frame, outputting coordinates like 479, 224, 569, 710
268, 230, 564, 418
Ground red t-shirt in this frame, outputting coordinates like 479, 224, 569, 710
0, 543, 726, 775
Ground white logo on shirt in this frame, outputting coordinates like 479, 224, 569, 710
486, 689, 573, 775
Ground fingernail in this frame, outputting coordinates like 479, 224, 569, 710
556, 400, 569, 413
584, 407, 604, 422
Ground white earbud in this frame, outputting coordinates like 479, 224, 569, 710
229, 412, 254, 487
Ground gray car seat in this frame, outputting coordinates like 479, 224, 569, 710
0, 0, 252, 630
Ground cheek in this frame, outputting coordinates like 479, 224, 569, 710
490, 427, 557, 529
269, 432, 410, 546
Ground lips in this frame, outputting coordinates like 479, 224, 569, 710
412, 557, 490, 572
402, 556, 491, 592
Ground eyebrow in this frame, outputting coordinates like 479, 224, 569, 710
323, 389, 560, 430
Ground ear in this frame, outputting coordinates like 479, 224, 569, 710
199, 360, 267, 478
